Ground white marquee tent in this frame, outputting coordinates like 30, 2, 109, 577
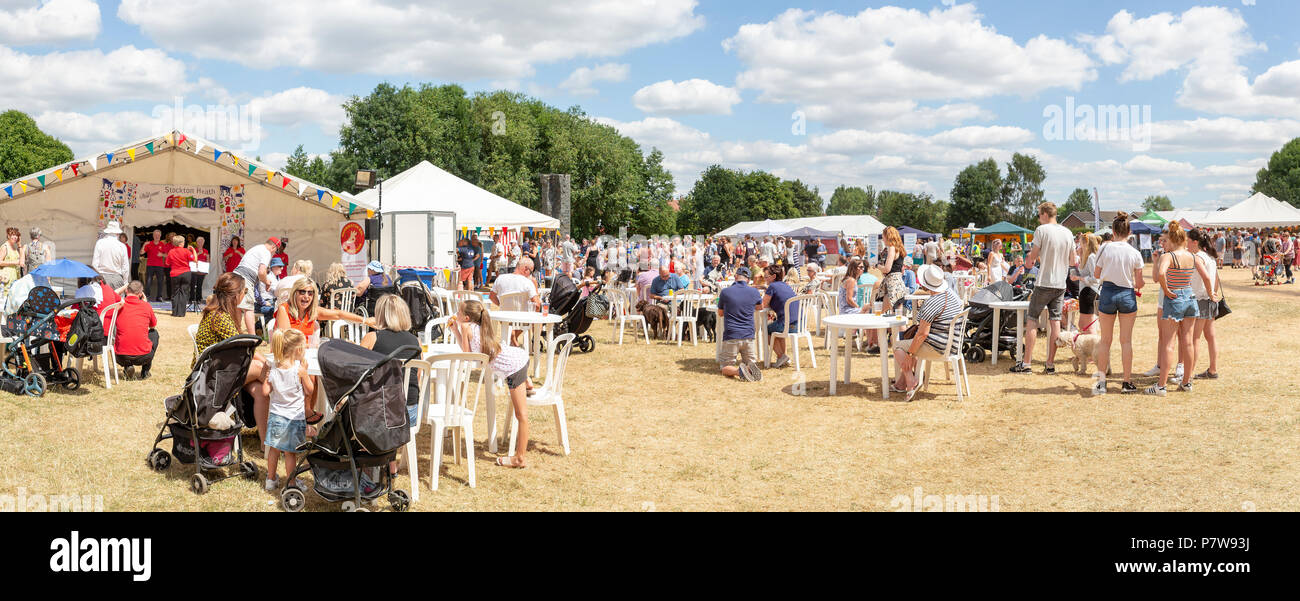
717, 214, 886, 238
1195, 193, 1300, 228
356, 160, 559, 231
0, 130, 372, 293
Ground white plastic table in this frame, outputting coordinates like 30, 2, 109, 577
904, 293, 929, 321
824, 313, 908, 398
420, 342, 505, 453
987, 300, 1030, 366
490, 310, 562, 379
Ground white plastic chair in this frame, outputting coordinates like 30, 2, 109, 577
508, 333, 575, 457
79, 301, 123, 388
919, 309, 972, 401
450, 290, 481, 312
669, 290, 702, 346
767, 294, 819, 370
331, 320, 361, 344
330, 287, 357, 314
187, 323, 200, 357
427, 352, 488, 490
422, 315, 452, 345
497, 290, 532, 312
610, 288, 649, 345
400, 359, 432, 502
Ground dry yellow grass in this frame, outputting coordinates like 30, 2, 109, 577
1, 267, 1296, 511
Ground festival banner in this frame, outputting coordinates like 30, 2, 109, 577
340, 220, 369, 284
136, 183, 221, 212
218, 185, 246, 255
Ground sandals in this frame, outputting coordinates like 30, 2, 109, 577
495, 456, 526, 469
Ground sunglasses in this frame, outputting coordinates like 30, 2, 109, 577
296, 290, 315, 297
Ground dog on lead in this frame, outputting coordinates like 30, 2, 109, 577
637, 300, 670, 340
1055, 327, 1101, 375
696, 310, 717, 342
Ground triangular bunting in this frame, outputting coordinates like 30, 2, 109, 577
145, 142, 154, 154
348, 202, 357, 213
19, 181, 27, 193
71, 163, 80, 177
165, 133, 172, 146
3, 185, 11, 198
281, 177, 291, 190
55, 168, 63, 182
366, 209, 374, 219
87, 157, 95, 172
296, 181, 305, 196
266, 170, 274, 183
195, 141, 204, 155
213, 149, 222, 162
331, 194, 341, 208
316, 190, 326, 201
106, 152, 114, 164
127, 148, 136, 161
37, 175, 45, 187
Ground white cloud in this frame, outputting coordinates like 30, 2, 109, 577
118, 0, 703, 80
33, 110, 159, 157
632, 79, 742, 115
246, 87, 347, 135
1096, 117, 1300, 154
724, 4, 1095, 129
559, 63, 629, 96
1083, 7, 1300, 117
0, 45, 190, 113
1123, 155, 1195, 174
928, 126, 1035, 148
0, 0, 100, 46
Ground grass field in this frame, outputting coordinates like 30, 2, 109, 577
1, 267, 1296, 512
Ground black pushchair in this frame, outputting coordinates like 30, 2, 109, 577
1, 287, 102, 396
399, 281, 440, 337
546, 274, 596, 353
147, 335, 262, 493
962, 281, 1031, 363
279, 339, 415, 512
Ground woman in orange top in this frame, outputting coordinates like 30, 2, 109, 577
274, 277, 373, 347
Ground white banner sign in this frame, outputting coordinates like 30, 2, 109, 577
341, 220, 369, 284
136, 183, 222, 212
1139, 234, 1152, 250
903, 233, 918, 256
867, 235, 879, 259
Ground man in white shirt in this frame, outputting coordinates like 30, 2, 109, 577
92, 221, 130, 289
760, 237, 777, 266
924, 237, 940, 265
491, 257, 542, 345
1010, 202, 1076, 374
233, 237, 280, 334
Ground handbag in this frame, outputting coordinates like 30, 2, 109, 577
1215, 296, 1230, 320
586, 291, 611, 318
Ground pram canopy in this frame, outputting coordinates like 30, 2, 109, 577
548, 274, 580, 316
316, 339, 413, 456
968, 281, 1015, 308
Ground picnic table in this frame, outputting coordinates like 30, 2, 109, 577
824, 313, 908, 398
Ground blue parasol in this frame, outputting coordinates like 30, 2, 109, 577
30, 259, 100, 279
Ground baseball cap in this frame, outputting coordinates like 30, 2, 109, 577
735, 267, 752, 279
267, 236, 282, 248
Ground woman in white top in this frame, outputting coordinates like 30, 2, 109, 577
1069, 234, 1101, 334
448, 299, 533, 468
1187, 229, 1221, 380
1091, 214, 1146, 395
986, 239, 1008, 283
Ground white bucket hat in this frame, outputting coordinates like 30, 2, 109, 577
102, 221, 124, 235
917, 264, 949, 293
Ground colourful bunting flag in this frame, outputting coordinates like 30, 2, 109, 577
214, 149, 222, 162
366, 209, 374, 219
297, 181, 306, 196
37, 175, 45, 187
19, 181, 27, 193
267, 170, 274, 183
179, 134, 187, 146
165, 134, 172, 146
106, 152, 114, 164
127, 148, 136, 161
247, 164, 256, 177
55, 168, 63, 182
348, 202, 357, 213
71, 163, 80, 177
233, 156, 239, 167
87, 157, 95, 172
145, 142, 154, 154
316, 190, 326, 201
3, 186, 11, 198
195, 141, 205, 156
331, 195, 341, 208
281, 177, 291, 190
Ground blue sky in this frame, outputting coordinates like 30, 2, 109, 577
5, 1, 1300, 211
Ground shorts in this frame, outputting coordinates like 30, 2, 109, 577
265, 414, 306, 453
459, 268, 473, 282
407, 404, 419, 428
892, 338, 945, 360
1026, 286, 1065, 324
1078, 286, 1097, 315
504, 363, 530, 389
1098, 282, 1137, 315
1160, 288, 1198, 322
1195, 298, 1218, 320
716, 338, 756, 368
239, 278, 256, 311
767, 320, 799, 336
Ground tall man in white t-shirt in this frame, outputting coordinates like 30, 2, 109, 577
233, 237, 280, 335
1010, 202, 1076, 374
491, 257, 542, 346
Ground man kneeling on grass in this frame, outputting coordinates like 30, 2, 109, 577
717, 267, 763, 382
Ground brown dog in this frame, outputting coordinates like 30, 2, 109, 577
637, 300, 670, 340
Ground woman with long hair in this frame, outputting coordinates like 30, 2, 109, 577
1187, 229, 1221, 380
1091, 214, 1146, 395
1071, 233, 1102, 334
195, 273, 273, 440
274, 277, 373, 346
0, 227, 22, 292
361, 294, 422, 479
448, 299, 533, 468
986, 239, 1008, 283
319, 262, 353, 309
1146, 222, 1211, 396
222, 236, 244, 274
838, 257, 865, 315
881, 227, 907, 312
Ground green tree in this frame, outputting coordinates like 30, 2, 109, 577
0, 110, 73, 183
827, 185, 876, 216
1253, 137, 1300, 208
947, 158, 1003, 231
686, 165, 745, 234
1060, 188, 1094, 220
1142, 195, 1174, 211
1001, 152, 1046, 227
629, 148, 676, 235
282, 144, 334, 186
674, 194, 700, 235
741, 171, 797, 221
785, 179, 824, 217
878, 191, 948, 235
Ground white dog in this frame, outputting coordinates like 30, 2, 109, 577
1055, 327, 1101, 375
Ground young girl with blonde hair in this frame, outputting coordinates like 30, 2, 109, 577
449, 300, 534, 468
263, 328, 316, 491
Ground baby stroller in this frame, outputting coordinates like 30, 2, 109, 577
962, 281, 1029, 363
1, 287, 101, 396
1254, 254, 1281, 286
279, 339, 415, 512
398, 280, 441, 337
147, 335, 262, 493
546, 274, 596, 353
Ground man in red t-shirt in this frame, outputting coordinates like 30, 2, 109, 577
114, 280, 159, 380
142, 229, 172, 301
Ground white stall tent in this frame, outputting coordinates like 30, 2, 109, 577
357, 160, 559, 231
1196, 193, 1300, 228
0, 131, 372, 294
717, 214, 886, 238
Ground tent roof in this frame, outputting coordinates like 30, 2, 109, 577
1139, 209, 1168, 224
895, 225, 937, 239
782, 226, 840, 239
1197, 192, 1300, 227
717, 214, 885, 238
0, 130, 371, 216
1128, 220, 1161, 235
355, 160, 559, 230
973, 221, 1033, 235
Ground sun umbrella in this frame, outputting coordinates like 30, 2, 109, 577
30, 259, 100, 279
